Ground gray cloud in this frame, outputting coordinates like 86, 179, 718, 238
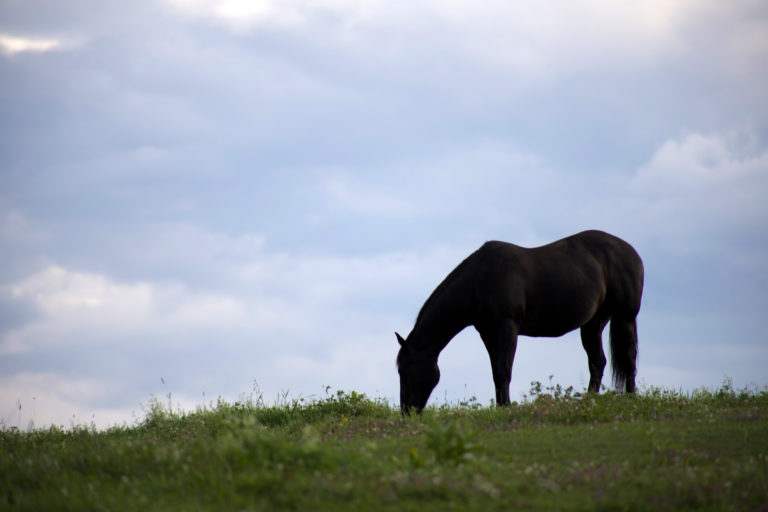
1, 0, 767, 428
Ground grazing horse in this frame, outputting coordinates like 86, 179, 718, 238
396, 230, 644, 413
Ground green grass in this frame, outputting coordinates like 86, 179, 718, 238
2, 382, 767, 511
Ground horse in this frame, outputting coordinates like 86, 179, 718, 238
395, 230, 644, 414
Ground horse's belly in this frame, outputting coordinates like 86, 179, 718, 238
518, 285, 604, 338
519, 321, 582, 338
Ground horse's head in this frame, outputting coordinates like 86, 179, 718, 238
395, 332, 440, 414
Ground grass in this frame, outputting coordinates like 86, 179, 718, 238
2, 381, 767, 511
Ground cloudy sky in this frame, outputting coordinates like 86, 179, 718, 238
1, 0, 767, 429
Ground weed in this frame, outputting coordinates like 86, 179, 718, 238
422, 417, 481, 465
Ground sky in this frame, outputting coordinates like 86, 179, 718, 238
1, 0, 767, 429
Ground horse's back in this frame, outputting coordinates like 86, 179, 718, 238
472, 231, 643, 333
478, 230, 639, 278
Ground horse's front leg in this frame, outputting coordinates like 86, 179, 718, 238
477, 320, 519, 406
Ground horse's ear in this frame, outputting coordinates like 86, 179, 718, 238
395, 332, 406, 346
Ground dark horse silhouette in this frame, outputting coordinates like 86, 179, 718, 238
396, 230, 643, 413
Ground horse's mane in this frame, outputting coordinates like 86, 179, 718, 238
414, 246, 482, 325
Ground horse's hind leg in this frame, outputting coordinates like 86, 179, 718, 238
580, 316, 609, 393
477, 320, 519, 406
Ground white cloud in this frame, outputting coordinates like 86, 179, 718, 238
628, 132, 768, 247
4, 266, 154, 354
164, 0, 305, 28
0, 34, 61, 55
634, 132, 768, 189
10, 265, 152, 318
1, 265, 263, 354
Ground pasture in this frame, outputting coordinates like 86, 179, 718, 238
2, 382, 767, 511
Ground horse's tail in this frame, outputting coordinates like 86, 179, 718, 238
609, 315, 638, 392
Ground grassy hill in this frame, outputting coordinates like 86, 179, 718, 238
2, 381, 766, 511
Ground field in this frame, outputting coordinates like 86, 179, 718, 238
2, 381, 767, 511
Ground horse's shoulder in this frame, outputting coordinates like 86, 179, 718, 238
571, 230, 630, 247
472, 241, 530, 275
478, 240, 520, 254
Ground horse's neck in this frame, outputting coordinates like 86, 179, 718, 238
410, 287, 472, 356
